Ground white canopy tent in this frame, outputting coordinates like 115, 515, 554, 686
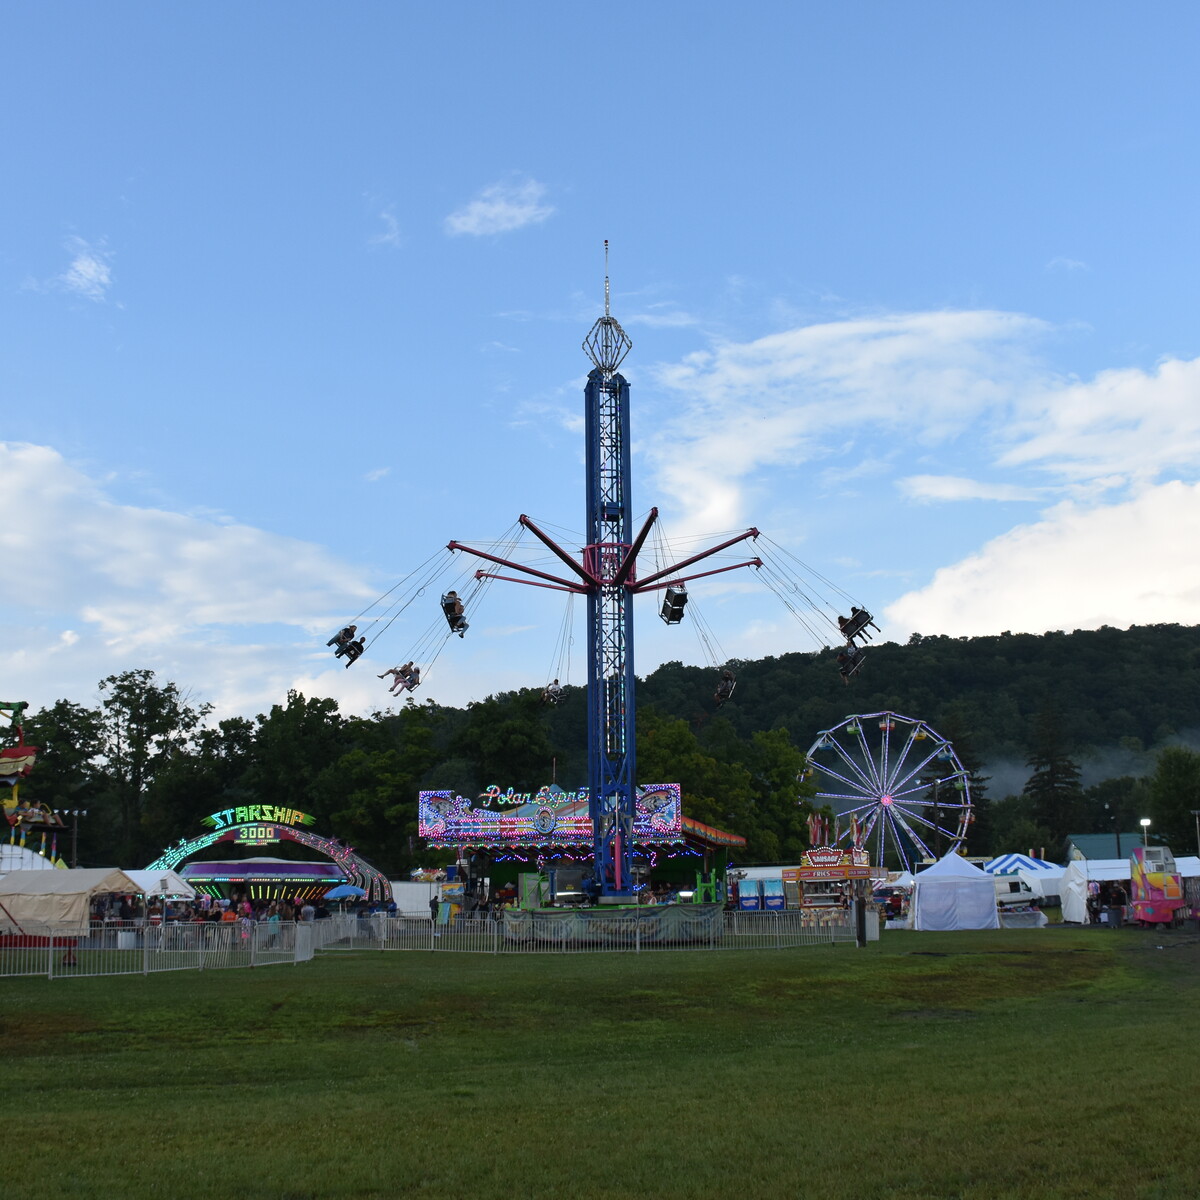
1060, 858, 1130, 924
1017, 866, 1066, 900
984, 854, 1065, 901
0, 868, 145, 935
122, 869, 195, 899
911, 851, 1000, 931
1174, 855, 1200, 879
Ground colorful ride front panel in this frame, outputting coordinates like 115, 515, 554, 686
418, 782, 683, 853
1130, 846, 1185, 924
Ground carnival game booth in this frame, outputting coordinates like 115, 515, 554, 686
911, 852, 1001, 931
1060, 858, 1129, 925
146, 804, 391, 903
418, 782, 743, 943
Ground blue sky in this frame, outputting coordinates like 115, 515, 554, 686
3, 2, 1200, 720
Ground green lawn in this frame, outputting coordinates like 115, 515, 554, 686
3, 928, 1198, 1199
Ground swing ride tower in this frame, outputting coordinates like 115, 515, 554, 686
580, 281, 637, 900
448, 249, 761, 901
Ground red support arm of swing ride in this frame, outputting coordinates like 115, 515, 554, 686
471, 570, 589, 595
630, 527, 761, 591
629, 558, 763, 592
518, 515, 601, 587
446, 541, 584, 592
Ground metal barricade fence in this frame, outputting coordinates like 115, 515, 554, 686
316, 908, 875, 957
0, 923, 57, 977
1, 919, 317, 979
2, 909, 878, 977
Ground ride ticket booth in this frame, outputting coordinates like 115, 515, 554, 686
783, 846, 872, 912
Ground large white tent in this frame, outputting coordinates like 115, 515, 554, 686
911, 851, 1000, 931
0, 868, 145, 935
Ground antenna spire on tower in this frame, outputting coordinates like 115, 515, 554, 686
604, 239, 610, 318
583, 239, 631, 373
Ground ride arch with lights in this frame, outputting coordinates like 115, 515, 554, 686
146, 805, 391, 902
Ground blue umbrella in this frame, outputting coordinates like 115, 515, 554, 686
324, 884, 367, 899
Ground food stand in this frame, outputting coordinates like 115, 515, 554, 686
782, 846, 872, 912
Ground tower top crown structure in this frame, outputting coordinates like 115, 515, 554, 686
583, 239, 632, 374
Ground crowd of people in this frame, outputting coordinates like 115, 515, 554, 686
88, 893, 343, 925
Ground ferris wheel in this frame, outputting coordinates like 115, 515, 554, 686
802, 711, 973, 871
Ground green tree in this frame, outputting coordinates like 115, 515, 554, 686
988, 794, 1053, 861
20, 700, 108, 866
95, 669, 212, 865
1021, 706, 1084, 854
317, 703, 444, 875
245, 691, 345, 820
142, 716, 257, 857
451, 690, 555, 792
1147, 746, 1200, 854
636, 710, 756, 848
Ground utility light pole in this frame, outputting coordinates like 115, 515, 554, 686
54, 808, 87, 868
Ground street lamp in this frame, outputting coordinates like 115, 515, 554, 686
1139, 817, 1151, 848
53, 808, 88, 868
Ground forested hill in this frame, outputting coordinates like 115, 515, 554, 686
637, 622, 1200, 762
18, 624, 1200, 873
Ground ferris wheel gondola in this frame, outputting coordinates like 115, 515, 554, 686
802, 711, 973, 871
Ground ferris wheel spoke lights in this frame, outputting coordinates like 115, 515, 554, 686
804, 710, 974, 871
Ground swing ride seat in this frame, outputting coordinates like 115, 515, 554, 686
837, 647, 865, 678
840, 609, 876, 641
660, 585, 688, 625
440, 595, 468, 635
714, 680, 736, 708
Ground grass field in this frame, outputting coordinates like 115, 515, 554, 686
3, 927, 1198, 1200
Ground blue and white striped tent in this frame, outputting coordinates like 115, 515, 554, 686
983, 853, 1059, 875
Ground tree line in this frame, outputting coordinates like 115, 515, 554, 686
11, 622, 1200, 873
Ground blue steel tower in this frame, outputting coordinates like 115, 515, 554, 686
581, 263, 637, 899
449, 247, 760, 902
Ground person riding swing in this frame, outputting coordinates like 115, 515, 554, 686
440, 591, 469, 637
327, 625, 358, 657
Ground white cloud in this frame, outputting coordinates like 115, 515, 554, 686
370, 206, 403, 249
898, 475, 1043, 503
884, 481, 1200, 638
444, 178, 554, 237
1046, 256, 1088, 272
1000, 357, 1200, 484
625, 307, 697, 329
0, 442, 378, 717
364, 466, 390, 482
59, 236, 112, 301
646, 310, 1049, 530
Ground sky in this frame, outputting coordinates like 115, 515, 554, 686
3, 2, 1200, 723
